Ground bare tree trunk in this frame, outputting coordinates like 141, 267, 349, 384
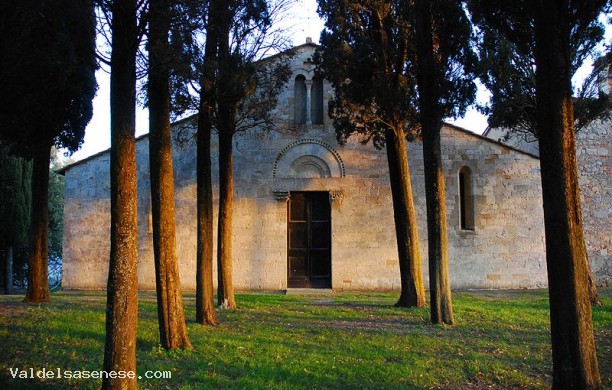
215, 10, 236, 310
2, 242, 13, 294
586, 257, 601, 306
148, 0, 191, 349
216, 128, 236, 310
23, 138, 51, 303
196, 0, 220, 325
0, 242, 5, 292
385, 127, 425, 308
415, 0, 453, 325
534, 1, 600, 388
6, 245, 12, 294
5, 245, 13, 294
0, 241, 6, 293
421, 126, 454, 324
196, 107, 219, 323
103, 0, 139, 388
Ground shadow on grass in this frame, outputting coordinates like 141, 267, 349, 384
0, 290, 610, 389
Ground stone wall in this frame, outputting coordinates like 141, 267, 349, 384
485, 117, 612, 287
576, 118, 611, 286
62, 151, 111, 289
62, 44, 548, 291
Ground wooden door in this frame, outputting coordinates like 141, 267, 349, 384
287, 192, 331, 288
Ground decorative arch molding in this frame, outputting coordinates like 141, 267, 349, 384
294, 68, 314, 80
273, 139, 346, 179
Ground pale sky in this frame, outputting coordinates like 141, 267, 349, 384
72, 1, 609, 162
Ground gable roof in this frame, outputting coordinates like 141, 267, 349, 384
58, 44, 321, 175
443, 122, 540, 159
56, 114, 197, 175
59, 117, 539, 176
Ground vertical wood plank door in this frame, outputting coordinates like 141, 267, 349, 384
287, 192, 331, 288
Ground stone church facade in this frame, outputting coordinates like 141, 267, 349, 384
62, 42, 596, 292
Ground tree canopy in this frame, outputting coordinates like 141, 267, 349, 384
315, 0, 475, 147
168, 0, 294, 135
0, 0, 97, 303
0, 0, 97, 155
315, 0, 420, 148
469, 0, 611, 139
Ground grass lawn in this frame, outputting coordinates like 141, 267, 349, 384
0, 289, 610, 389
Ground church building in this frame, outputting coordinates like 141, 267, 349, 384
60, 41, 610, 291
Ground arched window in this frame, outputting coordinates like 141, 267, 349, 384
606, 64, 612, 94
294, 75, 307, 125
459, 166, 475, 230
147, 201, 154, 234
311, 75, 324, 125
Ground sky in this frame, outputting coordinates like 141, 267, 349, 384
69, 0, 605, 162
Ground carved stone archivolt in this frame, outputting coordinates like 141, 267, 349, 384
273, 139, 345, 180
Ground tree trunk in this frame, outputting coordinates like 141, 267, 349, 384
421, 126, 454, 324
196, 0, 220, 325
586, 257, 601, 306
196, 105, 219, 323
385, 127, 425, 308
1, 242, 13, 294
415, 0, 454, 325
148, 0, 191, 349
103, 0, 139, 388
216, 127, 236, 310
0, 241, 6, 293
5, 245, 12, 294
534, 1, 601, 388
23, 138, 51, 303
215, 11, 236, 310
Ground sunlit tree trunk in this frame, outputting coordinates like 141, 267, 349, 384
586, 258, 601, 306
534, 1, 600, 387
23, 138, 51, 303
215, 7, 237, 310
196, 0, 220, 325
196, 104, 219, 323
216, 127, 236, 309
148, 0, 191, 349
385, 127, 425, 308
415, 0, 453, 325
102, 0, 139, 388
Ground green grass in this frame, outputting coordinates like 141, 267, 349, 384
0, 289, 610, 389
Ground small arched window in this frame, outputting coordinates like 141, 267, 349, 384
294, 75, 307, 125
311, 75, 324, 125
607, 64, 612, 94
147, 201, 154, 234
459, 166, 475, 230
